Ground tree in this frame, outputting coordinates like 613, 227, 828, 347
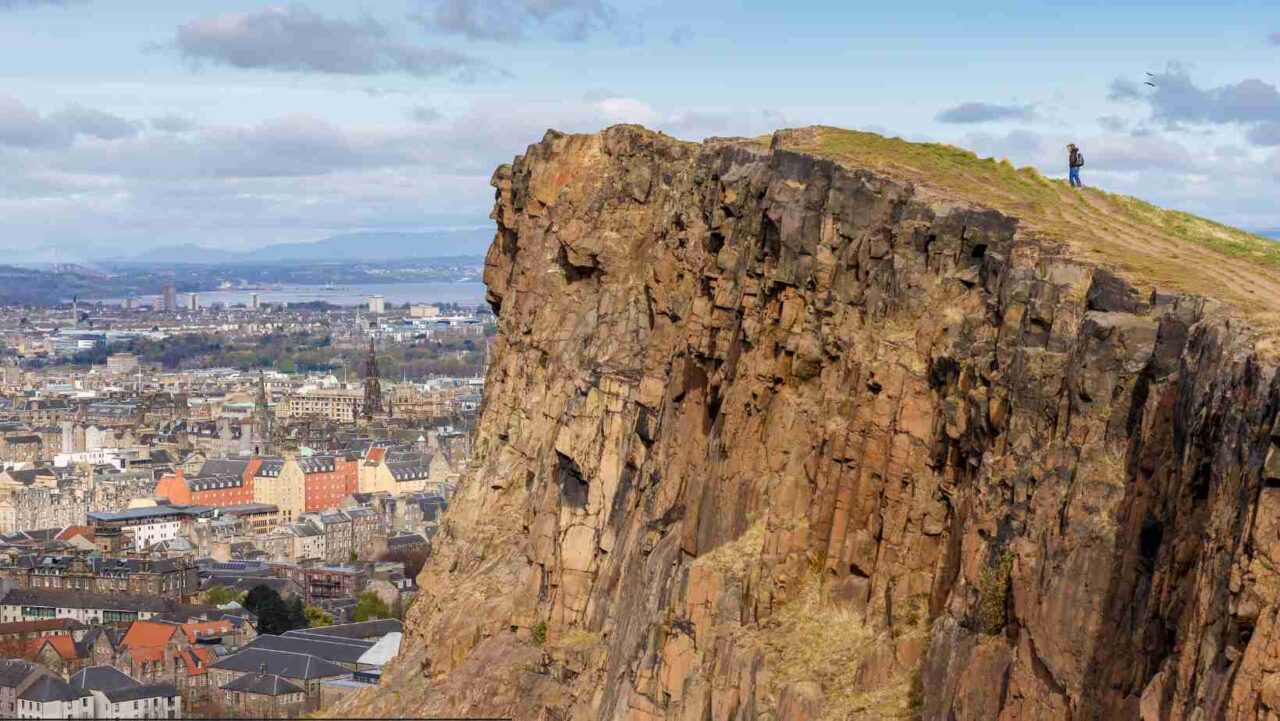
254, 594, 293, 635
304, 605, 335, 628
243, 585, 306, 635
242, 585, 277, 614
350, 591, 391, 623
285, 596, 306, 632
203, 585, 239, 606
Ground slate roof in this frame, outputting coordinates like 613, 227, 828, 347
289, 522, 323, 538
254, 459, 285, 477
199, 575, 292, 595
18, 554, 186, 576
102, 682, 179, 703
286, 619, 403, 641
188, 473, 244, 492
221, 672, 304, 696
195, 458, 250, 478
386, 461, 430, 482
209, 647, 349, 680
245, 634, 373, 665
0, 588, 172, 614
19, 675, 90, 703
217, 503, 278, 516
299, 457, 338, 474
386, 533, 427, 549
69, 665, 136, 694
86, 505, 214, 524
0, 659, 41, 688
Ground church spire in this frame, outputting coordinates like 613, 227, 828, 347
363, 338, 383, 421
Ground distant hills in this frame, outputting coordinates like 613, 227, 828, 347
125, 228, 493, 264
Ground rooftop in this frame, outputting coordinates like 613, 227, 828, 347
285, 618, 403, 641
87, 504, 214, 523
209, 647, 350, 680
0, 588, 172, 614
245, 633, 373, 665
69, 665, 136, 694
102, 682, 179, 703
221, 671, 304, 697
19, 674, 90, 703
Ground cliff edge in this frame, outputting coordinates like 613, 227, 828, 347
335, 125, 1280, 720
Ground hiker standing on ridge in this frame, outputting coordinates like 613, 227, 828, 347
1068, 143, 1084, 188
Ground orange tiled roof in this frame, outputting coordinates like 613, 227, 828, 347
127, 646, 166, 663
120, 620, 180, 651
181, 620, 232, 643
25, 635, 79, 662
55, 525, 94, 541
180, 646, 216, 676
367, 447, 386, 463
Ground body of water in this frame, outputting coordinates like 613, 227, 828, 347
99, 282, 489, 308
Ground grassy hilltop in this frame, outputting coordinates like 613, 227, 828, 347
771, 127, 1280, 344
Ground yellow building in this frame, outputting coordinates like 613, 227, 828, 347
358, 448, 444, 496
280, 389, 364, 422
252, 457, 303, 523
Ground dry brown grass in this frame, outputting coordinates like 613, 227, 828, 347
690, 517, 766, 580
760, 578, 916, 720
774, 127, 1280, 345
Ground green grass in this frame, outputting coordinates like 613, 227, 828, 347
795, 127, 1279, 264
1109, 194, 1280, 270
773, 126, 1280, 340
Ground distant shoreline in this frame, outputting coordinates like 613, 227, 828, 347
88, 281, 489, 307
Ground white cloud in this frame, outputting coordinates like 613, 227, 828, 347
411, 0, 619, 43
173, 5, 493, 79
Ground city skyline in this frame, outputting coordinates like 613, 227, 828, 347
3, 0, 1279, 260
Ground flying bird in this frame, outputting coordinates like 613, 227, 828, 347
1145, 72, 1157, 88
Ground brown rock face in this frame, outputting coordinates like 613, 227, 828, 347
335, 126, 1280, 720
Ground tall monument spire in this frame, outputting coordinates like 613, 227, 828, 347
252, 370, 274, 455
363, 338, 383, 421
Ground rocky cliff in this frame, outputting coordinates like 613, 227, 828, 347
336, 125, 1280, 720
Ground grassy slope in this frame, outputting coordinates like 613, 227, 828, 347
770, 127, 1280, 345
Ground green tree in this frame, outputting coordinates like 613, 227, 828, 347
254, 594, 292, 635
203, 585, 239, 605
242, 585, 277, 614
304, 605, 335, 628
285, 596, 307, 631
244, 585, 306, 635
350, 591, 391, 622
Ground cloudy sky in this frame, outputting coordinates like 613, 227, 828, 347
3, 0, 1279, 260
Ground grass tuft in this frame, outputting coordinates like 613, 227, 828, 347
762, 577, 916, 720
977, 549, 1014, 635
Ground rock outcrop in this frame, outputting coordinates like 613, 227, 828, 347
336, 125, 1280, 720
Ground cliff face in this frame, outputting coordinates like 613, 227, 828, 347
339, 126, 1280, 720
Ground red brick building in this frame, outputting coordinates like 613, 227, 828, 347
301, 457, 359, 513
155, 458, 259, 507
